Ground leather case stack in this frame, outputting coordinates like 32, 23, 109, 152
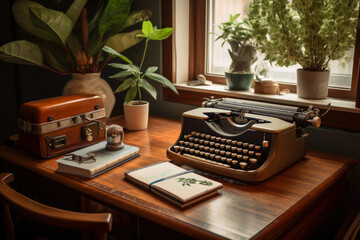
18, 94, 106, 158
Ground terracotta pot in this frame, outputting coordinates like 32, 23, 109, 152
123, 101, 149, 130
225, 72, 254, 90
297, 69, 330, 99
63, 73, 115, 118
254, 80, 279, 94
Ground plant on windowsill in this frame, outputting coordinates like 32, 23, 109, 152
0, 0, 152, 117
249, 0, 359, 99
215, 14, 258, 90
103, 20, 178, 130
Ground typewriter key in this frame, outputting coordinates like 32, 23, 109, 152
237, 155, 243, 160
194, 138, 199, 143
179, 140, 184, 145
195, 150, 200, 155
231, 146, 237, 151
240, 162, 247, 169
205, 135, 211, 139
196, 132, 201, 137
249, 151, 254, 156
199, 139, 204, 144
243, 149, 249, 154
204, 152, 210, 158
204, 146, 210, 151
255, 145, 261, 151
255, 152, 262, 157
250, 158, 257, 164
173, 145, 180, 152
237, 148, 243, 153
199, 145, 204, 150
221, 138, 226, 143
209, 148, 215, 152
243, 156, 249, 161
232, 140, 237, 145
226, 139, 232, 144
231, 153, 237, 158
226, 158, 232, 163
220, 157, 226, 162
225, 151, 231, 157
249, 144, 255, 149
225, 145, 231, 150
220, 144, 225, 149
190, 149, 195, 154
214, 149, 220, 154
200, 133, 206, 138
210, 154, 215, 159
194, 144, 199, 149
243, 143, 249, 148
232, 160, 238, 166
220, 150, 225, 155
237, 142, 243, 146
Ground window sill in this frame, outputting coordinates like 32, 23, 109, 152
163, 83, 360, 131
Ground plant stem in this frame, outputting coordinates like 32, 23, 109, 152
98, 56, 113, 72
139, 39, 149, 71
137, 82, 142, 104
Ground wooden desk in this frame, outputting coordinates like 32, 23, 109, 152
0, 116, 357, 240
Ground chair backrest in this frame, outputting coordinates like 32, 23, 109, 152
0, 173, 112, 240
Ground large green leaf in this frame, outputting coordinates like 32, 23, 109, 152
144, 72, 178, 94
29, 7, 73, 44
139, 78, 157, 100
114, 77, 136, 93
98, 0, 130, 36
142, 20, 153, 37
102, 46, 132, 64
0, 40, 43, 66
66, 33, 82, 64
40, 40, 70, 71
121, 9, 152, 31
106, 29, 143, 53
66, 0, 88, 24
149, 28, 173, 40
88, 1, 107, 33
109, 70, 134, 79
12, 1, 46, 37
124, 85, 138, 103
108, 63, 140, 73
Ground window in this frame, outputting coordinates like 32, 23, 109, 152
206, 0, 356, 91
190, 0, 360, 100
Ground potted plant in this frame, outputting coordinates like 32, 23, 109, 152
104, 20, 178, 130
249, 0, 359, 99
0, 0, 152, 117
215, 14, 258, 90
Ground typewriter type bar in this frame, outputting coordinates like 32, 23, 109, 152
167, 108, 307, 182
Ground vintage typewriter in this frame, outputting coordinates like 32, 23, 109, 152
167, 98, 323, 182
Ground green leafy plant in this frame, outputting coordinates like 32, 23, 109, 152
248, 0, 359, 71
104, 20, 178, 104
177, 178, 213, 187
0, 0, 152, 74
215, 14, 258, 73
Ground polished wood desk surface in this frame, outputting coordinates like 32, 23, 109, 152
0, 116, 357, 240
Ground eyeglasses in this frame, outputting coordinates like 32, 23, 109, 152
64, 153, 96, 164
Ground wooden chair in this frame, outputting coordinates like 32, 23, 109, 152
0, 173, 112, 240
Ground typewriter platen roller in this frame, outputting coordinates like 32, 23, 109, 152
166, 98, 323, 182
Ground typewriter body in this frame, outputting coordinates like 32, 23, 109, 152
167, 98, 321, 182
18, 94, 106, 158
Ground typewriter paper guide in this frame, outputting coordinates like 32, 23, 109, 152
183, 108, 295, 134
247, 113, 295, 134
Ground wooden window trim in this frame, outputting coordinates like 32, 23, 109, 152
161, 0, 360, 131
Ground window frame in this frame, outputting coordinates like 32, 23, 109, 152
161, 0, 360, 131
188, 0, 360, 101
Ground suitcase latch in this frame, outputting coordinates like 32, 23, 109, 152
81, 121, 102, 142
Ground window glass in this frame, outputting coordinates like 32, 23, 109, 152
206, 0, 354, 89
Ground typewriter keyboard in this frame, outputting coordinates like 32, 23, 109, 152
170, 130, 271, 171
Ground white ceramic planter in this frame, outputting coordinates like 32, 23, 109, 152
63, 73, 115, 118
123, 101, 149, 130
297, 69, 330, 99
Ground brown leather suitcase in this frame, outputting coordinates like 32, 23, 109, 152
18, 94, 106, 158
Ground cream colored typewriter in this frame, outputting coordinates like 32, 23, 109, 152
167, 98, 323, 182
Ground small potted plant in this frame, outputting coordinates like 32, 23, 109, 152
249, 0, 359, 99
215, 14, 258, 90
104, 20, 178, 130
0, 0, 152, 117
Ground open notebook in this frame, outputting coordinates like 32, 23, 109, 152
125, 162, 223, 207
